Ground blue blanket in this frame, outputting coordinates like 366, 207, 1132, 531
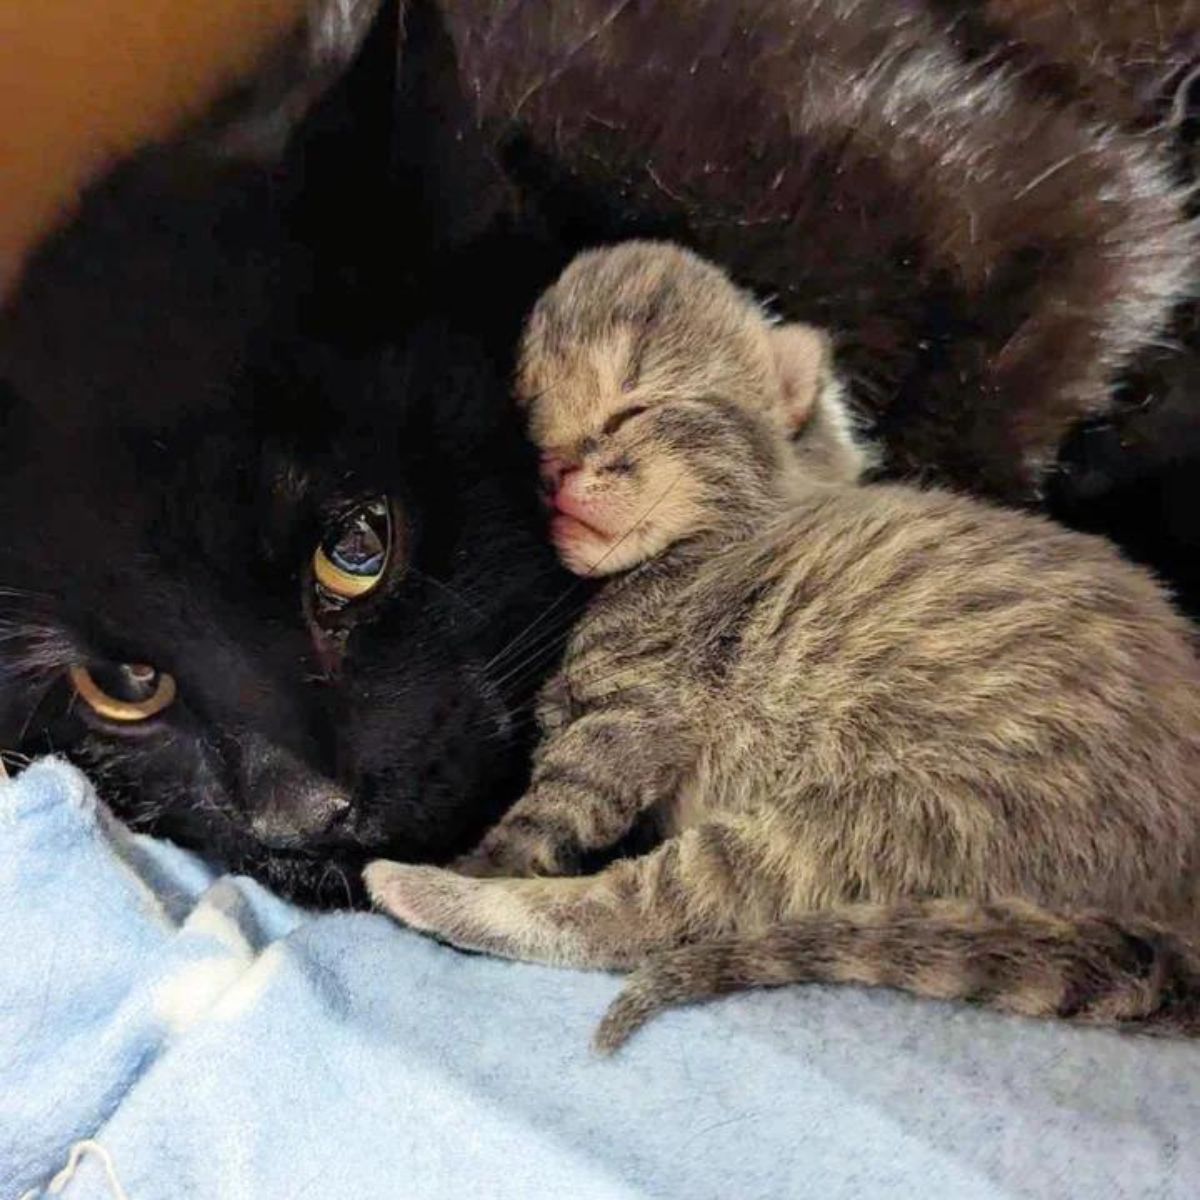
4, 758, 1199, 1199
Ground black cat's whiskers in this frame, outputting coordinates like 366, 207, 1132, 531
0, 617, 80, 683
483, 592, 588, 680
487, 608, 583, 695
482, 581, 590, 678
0, 602, 67, 733
12, 672, 66, 749
465, 607, 583, 747
318, 860, 355, 909
410, 568, 487, 621
477, 474, 694, 744
0, 585, 55, 603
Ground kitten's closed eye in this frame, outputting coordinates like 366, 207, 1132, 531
601, 405, 649, 437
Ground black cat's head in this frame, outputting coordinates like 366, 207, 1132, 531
0, 309, 573, 904
0, 94, 577, 905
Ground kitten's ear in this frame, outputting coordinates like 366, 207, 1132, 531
766, 322, 833, 434
768, 325, 875, 485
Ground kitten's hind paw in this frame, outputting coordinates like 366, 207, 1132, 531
452, 836, 572, 878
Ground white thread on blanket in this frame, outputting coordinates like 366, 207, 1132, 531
17, 1139, 131, 1200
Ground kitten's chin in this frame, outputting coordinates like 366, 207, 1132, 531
552, 515, 640, 577
552, 513, 614, 575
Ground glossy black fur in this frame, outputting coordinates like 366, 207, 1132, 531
927, 0, 1200, 620
433, 0, 1195, 501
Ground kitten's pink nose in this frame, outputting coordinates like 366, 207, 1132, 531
552, 469, 609, 531
539, 454, 576, 497
554, 468, 588, 509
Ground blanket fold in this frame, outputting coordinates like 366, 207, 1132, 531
3, 759, 1198, 1199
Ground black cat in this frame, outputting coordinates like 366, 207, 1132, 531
0, 203, 579, 908
0, 11, 580, 905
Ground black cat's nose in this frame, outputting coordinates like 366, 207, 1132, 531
249, 776, 352, 850
239, 736, 352, 850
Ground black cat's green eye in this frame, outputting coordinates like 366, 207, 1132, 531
313, 498, 393, 603
70, 662, 176, 723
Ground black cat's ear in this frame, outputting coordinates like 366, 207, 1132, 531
190, 0, 387, 163
388, 0, 518, 253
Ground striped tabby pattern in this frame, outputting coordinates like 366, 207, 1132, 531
368, 244, 1200, 1050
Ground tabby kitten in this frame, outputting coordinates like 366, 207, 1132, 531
367, 242, 1200, 1050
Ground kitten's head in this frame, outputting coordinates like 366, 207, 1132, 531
516, 241, 865, 576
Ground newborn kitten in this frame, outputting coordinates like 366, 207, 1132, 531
368, 242, 1200, 1050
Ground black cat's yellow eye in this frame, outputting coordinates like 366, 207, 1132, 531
313, 498, 392, 603
70, 662, 176, 723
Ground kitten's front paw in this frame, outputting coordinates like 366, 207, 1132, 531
364, 860, 537, 959
364, 861, 470, 935
366, 859, 591, 965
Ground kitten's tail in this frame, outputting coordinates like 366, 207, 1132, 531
595, 898, 1200, 1052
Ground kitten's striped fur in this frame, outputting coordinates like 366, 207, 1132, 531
368, 243, 1200, 1050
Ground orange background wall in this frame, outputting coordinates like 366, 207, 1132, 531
0, 0, 305, 297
